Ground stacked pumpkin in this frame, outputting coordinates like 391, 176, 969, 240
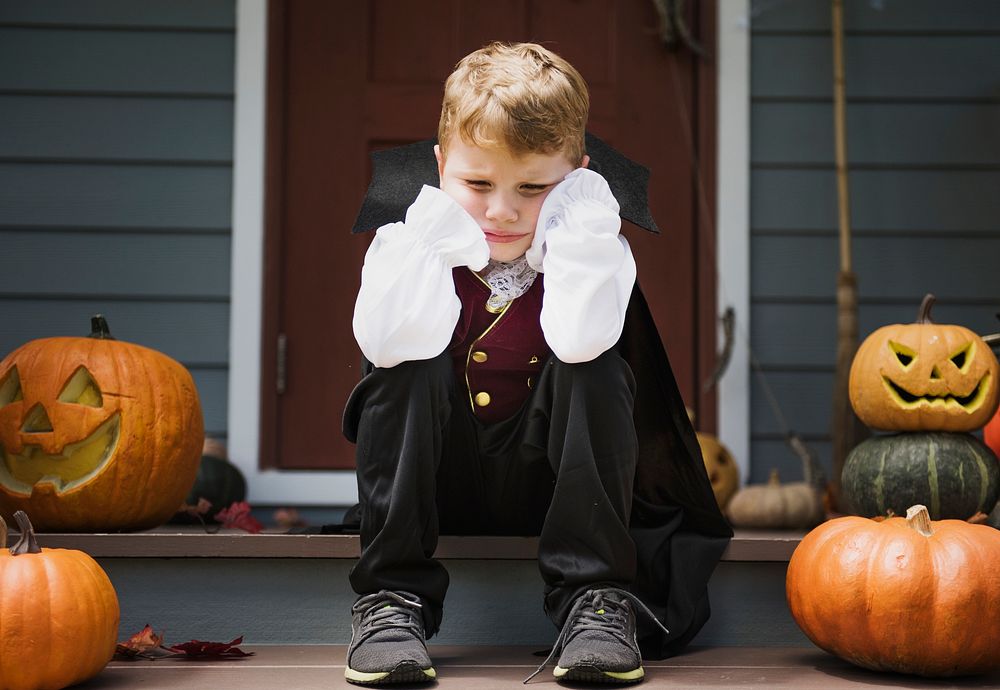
785, 296, 1000, 678
842, 295, 1000, 521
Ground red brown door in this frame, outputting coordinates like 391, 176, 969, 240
262, 0, 717, 469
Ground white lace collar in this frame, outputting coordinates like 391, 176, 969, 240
480, 255, 538, 312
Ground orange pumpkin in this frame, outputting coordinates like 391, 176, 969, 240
0, 316, 203, 531
786, 505, 1000, 677
849, 294, 999, 432
985, 407, 1000, 459
0, 511, 120, 690
696, 431, 740, 508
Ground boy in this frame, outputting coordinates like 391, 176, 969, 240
344, 42, 730, 685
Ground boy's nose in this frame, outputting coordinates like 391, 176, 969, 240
485, 194, 518, 223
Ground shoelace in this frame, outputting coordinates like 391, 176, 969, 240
352, 590, 425, 647
523, 587, 669, 684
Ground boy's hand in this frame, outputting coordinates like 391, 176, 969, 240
526, 168, 621, 270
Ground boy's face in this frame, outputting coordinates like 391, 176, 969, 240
435, 136, 586, 263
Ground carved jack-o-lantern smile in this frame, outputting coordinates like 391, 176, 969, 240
0, 316, 203, 531
850, 295, 1000, 432
0, 365, 120, 495
881, 340, 992, 411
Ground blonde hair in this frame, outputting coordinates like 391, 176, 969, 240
438, 42, 589, 164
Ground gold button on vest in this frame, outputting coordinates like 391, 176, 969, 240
529, 355, 539, 364
474, 391, 491, 407
471, 350, 488, 363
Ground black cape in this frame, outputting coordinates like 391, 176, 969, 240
348, 136, 733, 658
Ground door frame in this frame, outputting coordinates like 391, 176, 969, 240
227, 0, 750, 504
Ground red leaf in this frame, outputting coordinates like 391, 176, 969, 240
214, 501, 264, 534
168, 636, 255, 658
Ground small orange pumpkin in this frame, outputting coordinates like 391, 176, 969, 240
0, 511, 120, 690
849, 295, 999, 432
786, 505, 1000, 677
0, 316, 203, 531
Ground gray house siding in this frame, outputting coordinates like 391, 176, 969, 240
2, 0, 998, 486
749, 0, 1000, 483
0, 0, 234, 438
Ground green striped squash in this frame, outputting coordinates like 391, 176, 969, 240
842, 432, 999, 520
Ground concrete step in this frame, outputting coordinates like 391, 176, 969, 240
86, 645, 1000, 689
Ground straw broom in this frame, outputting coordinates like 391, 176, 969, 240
830, 0, 867, 512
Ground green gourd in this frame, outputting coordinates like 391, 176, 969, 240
842, 432, 999, 520
188, 454, 247, 510
172, 449, 247, 524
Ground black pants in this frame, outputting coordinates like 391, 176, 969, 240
343, 350, 639, 637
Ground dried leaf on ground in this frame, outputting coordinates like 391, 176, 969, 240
169, 636, 255, 659
176, 497, 214, 518
115, 624, 173, 659
273, 507, 307, 529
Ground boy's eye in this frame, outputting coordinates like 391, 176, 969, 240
465, 180, 490, 189
521, 184, 549, 193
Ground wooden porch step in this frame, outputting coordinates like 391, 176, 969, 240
29, 527, 804, 560
21, 529, 812, 648
87, 645, 1000, 689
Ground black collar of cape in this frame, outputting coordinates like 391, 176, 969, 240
351, 133, 659, 234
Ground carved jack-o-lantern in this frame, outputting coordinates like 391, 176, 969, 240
697, 432, 740, 508
849, 295, 999, 432
0, 316, 203, 531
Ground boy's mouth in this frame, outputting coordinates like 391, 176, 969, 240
483, 230, 528, 244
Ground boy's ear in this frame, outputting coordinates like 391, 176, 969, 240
434, 144, 444, 178
581, 154, 591, 169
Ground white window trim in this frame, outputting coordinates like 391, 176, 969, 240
717, 0, 751, 482
228, 0, 751, 504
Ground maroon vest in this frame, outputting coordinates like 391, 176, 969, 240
449, 268, 551, 423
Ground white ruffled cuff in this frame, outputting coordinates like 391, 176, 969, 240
352, 186, 488, 368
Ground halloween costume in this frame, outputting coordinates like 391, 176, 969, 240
345, 139, 732, 658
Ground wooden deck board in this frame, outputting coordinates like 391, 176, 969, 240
26, 528, 804, 561
79, 646, 1000, 689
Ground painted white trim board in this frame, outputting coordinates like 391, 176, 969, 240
717, 0, 751, 482
228, 0, 752, 503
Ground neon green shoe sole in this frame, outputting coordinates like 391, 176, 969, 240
553, 663, 645, 684
345, 662, 436, 685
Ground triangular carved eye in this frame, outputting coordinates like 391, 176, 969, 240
950, 343, 972, 372
889, 341, 916, 368
0, 367, 23, 407
58, 367, 103, 407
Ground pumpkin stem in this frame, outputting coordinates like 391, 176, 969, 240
916, 294, 936, 324
767, 468, 781, 487
905, 505, 933, 537
89, 314, 115, 340
0, 514, 7, 550
10, 511, 42, 555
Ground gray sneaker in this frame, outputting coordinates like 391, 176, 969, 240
525, 587, 668, 684
345, 590, 436, 685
